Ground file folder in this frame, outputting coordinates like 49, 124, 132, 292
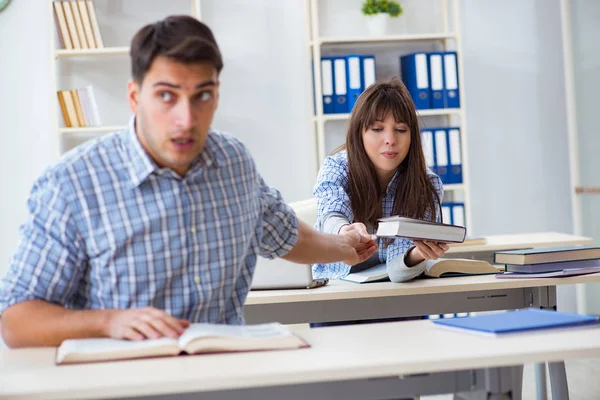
443, 52, 460, 108
346, 55, 362, 112
400, 53, 430, 109
333, 57, 348, 113
447, 127, 463, 184
452, 202, 465, 227
441, 203, 452, 225
320, 58, 334, 114
361, 55, 376, 91
421, 129, 435, 172
433, 128, 449, 183
428, 53, 445, 109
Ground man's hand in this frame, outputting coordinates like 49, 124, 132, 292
104, 307, 190, 341
337, 224, 378, 265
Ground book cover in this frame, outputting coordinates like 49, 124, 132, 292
433, 308, 600, 335
496, 266, 600, 279
376, 216, 466, 243
505, 258, 600, 274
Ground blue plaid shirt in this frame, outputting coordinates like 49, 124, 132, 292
312, 151, 443, 279
0, 119, 298, 324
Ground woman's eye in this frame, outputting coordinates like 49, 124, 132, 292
371, 127, 383, 132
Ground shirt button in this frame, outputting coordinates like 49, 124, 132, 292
191, 227, 197, 233
194, 276, 201, 284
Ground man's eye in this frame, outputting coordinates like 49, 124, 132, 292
199, 92, 213, 101
159, 92, 173, 102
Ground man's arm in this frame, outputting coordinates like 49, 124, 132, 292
1, 301, 189, 348
282, 220, 377, 266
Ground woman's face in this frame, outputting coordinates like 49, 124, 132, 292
362, 111, 411, 185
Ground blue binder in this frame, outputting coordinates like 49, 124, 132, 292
345, 55, 363, 112
432, 128, 449, 183
320, 57, 335, 114
447, 127, 463, 184
333, 57, 348, 113
443, 51, 460, 108
451, 202, 465, 228
361, 55, 376, 91
421, 129, 435, 174
433, 308, 600, 335
400, 53, 430, 109
441, 202, 453, 225
427, 52, 445, 109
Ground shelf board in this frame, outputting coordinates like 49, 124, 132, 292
316, 108, 461, 122
313, 32, 456, 46
54, 47, 130, 59
443, 184, 464, 192
58, 126, 126, 135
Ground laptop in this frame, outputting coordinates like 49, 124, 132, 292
251, 257, 329, 290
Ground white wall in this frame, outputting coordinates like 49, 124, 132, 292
0, 0, 577, 311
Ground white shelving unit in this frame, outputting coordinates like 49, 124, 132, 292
305, 0, 472, 228
49, 0, 202, 155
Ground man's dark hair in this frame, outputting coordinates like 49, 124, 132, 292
130, 15, 223, 84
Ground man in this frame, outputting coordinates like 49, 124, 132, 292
0, 15, 377, 348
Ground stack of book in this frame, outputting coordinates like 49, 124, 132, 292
494, 246, 600, 279
53, 0, 104, 50
57, 85, 102, 128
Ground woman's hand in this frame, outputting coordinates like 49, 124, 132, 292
339, 223, 372, 242
405, 240, 449, 267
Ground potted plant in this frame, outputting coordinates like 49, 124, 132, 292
361, 0, 403, 36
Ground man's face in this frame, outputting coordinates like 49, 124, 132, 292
127, 56, 219, 177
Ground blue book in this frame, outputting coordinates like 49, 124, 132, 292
433, 308, 600, 335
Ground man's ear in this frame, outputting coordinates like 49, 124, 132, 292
127, 80, 140, 114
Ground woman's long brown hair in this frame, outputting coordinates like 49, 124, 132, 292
334, 77, 441, 230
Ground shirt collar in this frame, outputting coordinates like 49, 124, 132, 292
125, 117, 223, 187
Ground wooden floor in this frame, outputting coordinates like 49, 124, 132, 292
424, 358, 600, 399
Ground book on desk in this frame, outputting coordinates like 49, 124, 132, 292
55, 322, 308, 365
342, 258, 500, 284
433, 308, 600, 335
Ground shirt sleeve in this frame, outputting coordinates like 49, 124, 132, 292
255, 175, 299, 259
0, 174, 87, 315
312, 155, 354, 231
311, 155, 355, 279
385, 172, 445, 282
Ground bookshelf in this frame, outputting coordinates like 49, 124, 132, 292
305, 0, 472, 229
49, 0, 202, 154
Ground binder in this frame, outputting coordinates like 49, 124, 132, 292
421, 129, 435, 172
361, 55, 376, 91
433, 128, 449, 183
320, 58, 334, 114
447, 127, 463, 184
400, 53, 430, 109
333, 57, 348, 113
346, 55, 362, 112
427, 52, 445, 109
441, 203, 452, 225
443, 51, 460, 108
452, 202, 465, 227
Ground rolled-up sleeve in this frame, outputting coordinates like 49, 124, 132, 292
0, 175, 86, 314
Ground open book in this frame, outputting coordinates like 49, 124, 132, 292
342, 258, 500, 283
56, 322, 308, 365
376, 216, 466, 243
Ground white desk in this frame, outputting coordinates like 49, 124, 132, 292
246, 232, 595, 324
2, 320, 600, 400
